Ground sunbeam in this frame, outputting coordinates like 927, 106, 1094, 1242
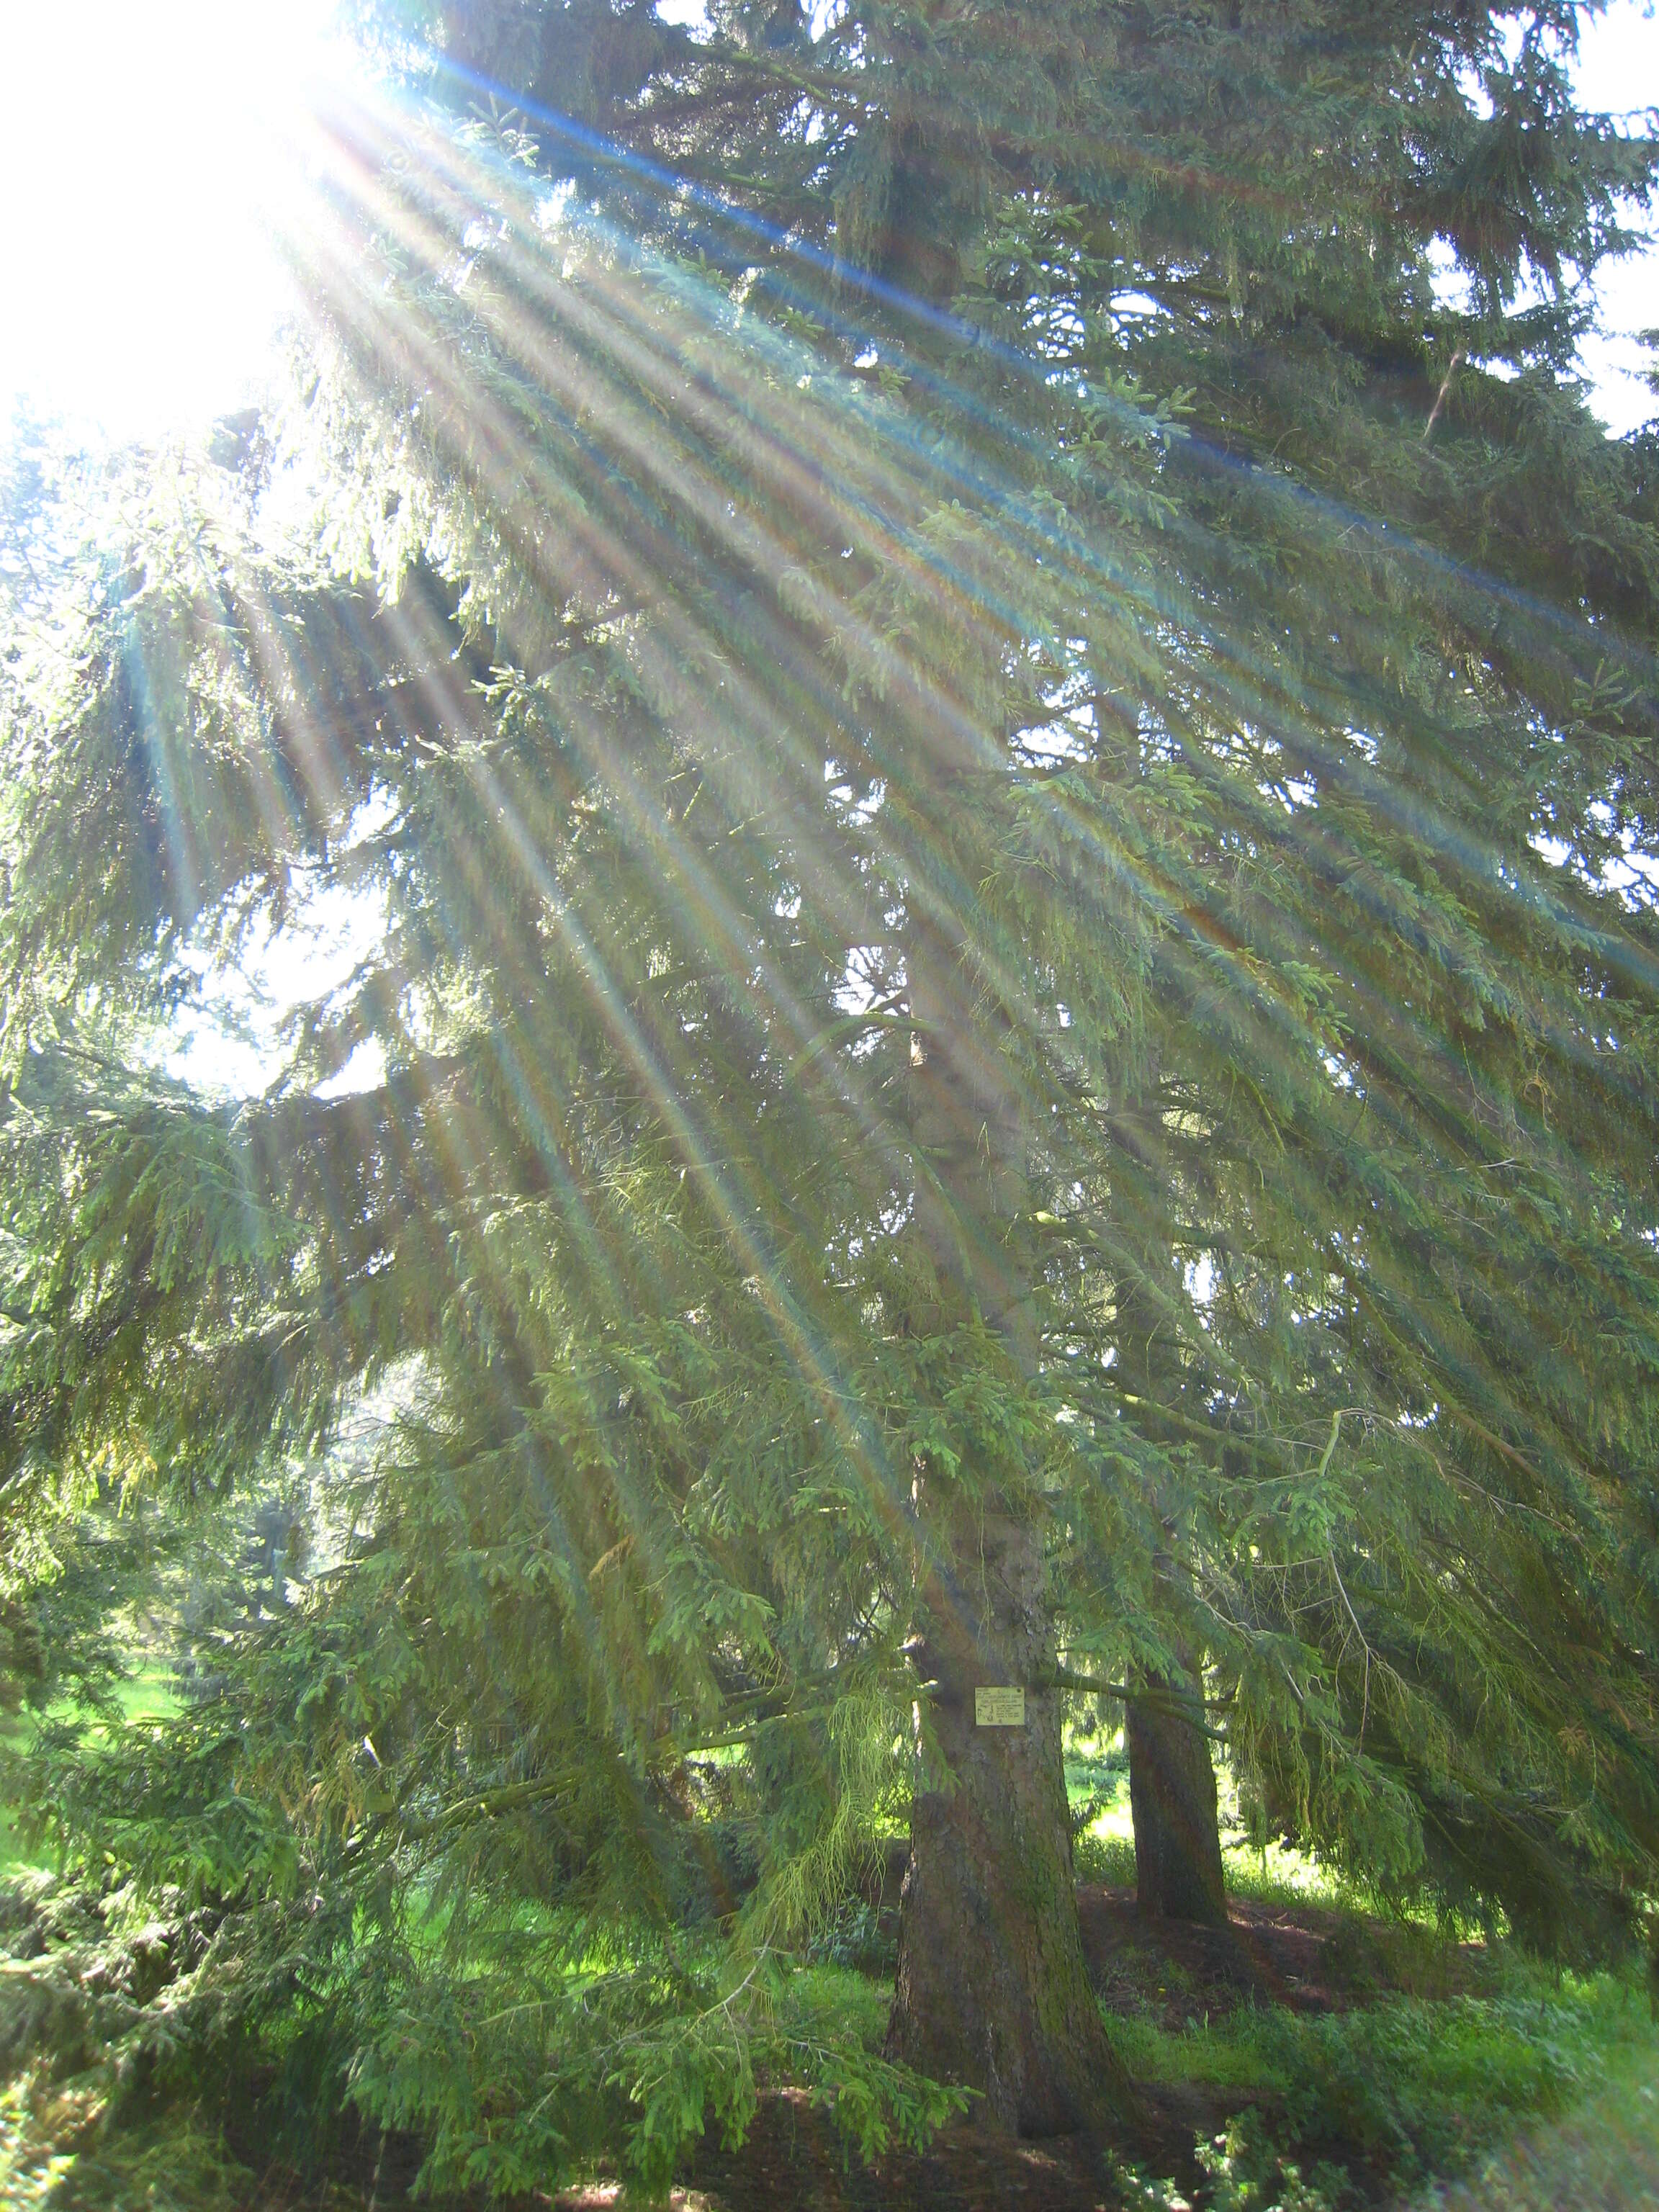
2, 2, 1658, 2198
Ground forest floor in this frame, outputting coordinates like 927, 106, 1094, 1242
6, 1871, 1651, 2212
4, 1734, 1657, 2210
573, 1884, 1659, 2212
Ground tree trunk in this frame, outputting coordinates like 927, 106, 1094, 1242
884, 894, 1139, 2137
888, 1505, 1139, 2135
1126, 1668, 1228, 1928
863, 96, 1141, 2114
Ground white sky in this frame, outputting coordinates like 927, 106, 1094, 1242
1565, 1, 1659, 432
0, 0, 343, 439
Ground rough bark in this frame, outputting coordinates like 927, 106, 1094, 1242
1126, 1669, 1228, 1928
888, 1505, 1140, 2136
884, 893, 1140, 2138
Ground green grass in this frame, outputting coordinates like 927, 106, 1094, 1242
1102, 1955, 1659, 2194
1, 1660, 181, 1748
1, 1660, 181, 1876
0, 1725, 53, 1878
1426, 2028, 1659, 2210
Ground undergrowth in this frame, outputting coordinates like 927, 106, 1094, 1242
1, 1717, 1653, 2208
1103, 1957, 1659, 2203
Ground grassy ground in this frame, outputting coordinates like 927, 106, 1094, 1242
1105, 1965, 1655, 2175
1, 1719, 1655, 2209
1413, 2031, 1659, 2211
0, 1662, 179, 1877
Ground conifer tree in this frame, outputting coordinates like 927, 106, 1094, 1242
4, 0, 1659, 2186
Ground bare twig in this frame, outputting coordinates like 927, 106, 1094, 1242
1424, 349, 1465, 440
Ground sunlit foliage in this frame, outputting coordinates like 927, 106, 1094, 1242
1, 0, 1657, 2188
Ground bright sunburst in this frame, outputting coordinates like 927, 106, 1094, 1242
0, 0, 346, 437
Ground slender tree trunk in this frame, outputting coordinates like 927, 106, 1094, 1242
1103, 1179, 1228, 1933
884, 898, 1140, 2136
1126, 1667, 1228, 1928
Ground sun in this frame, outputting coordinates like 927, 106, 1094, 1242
0, 0, 348, 439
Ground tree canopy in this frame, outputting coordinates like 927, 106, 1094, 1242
2, 0, 1658, 2190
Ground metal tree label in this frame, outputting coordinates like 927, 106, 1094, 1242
974, 1686, 1026, 1727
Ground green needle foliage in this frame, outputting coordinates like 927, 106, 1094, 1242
1, 0, 1658, 2190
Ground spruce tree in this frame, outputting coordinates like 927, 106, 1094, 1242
4, 0, 1659, 2187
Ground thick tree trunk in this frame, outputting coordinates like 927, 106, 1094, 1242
884, 890, 1139, 2136
867, 102, 1140, 2107
1126, 1669, 1228, 1928
887, 1506, 1139, 2135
